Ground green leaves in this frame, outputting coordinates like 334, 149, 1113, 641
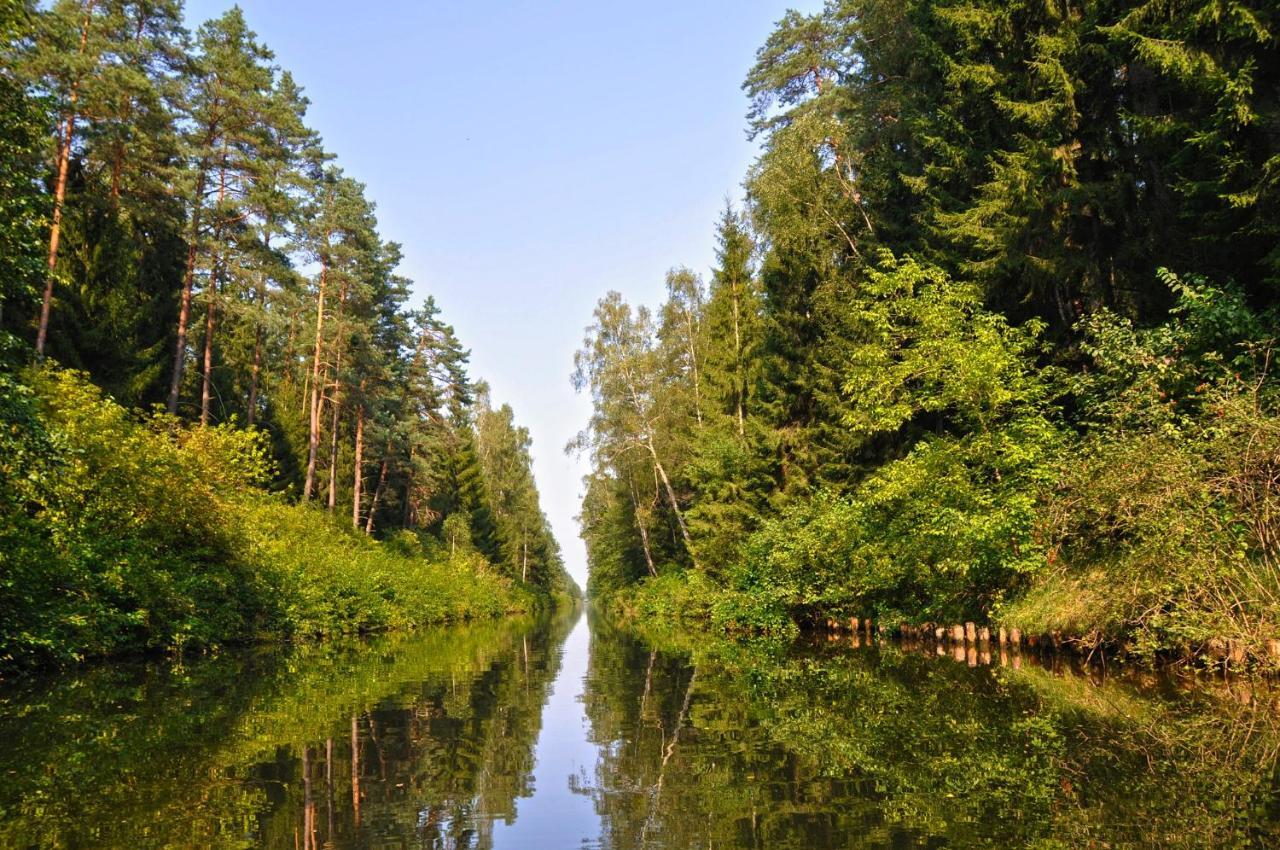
0, 366, 527, 673
836, 254, 1048, 440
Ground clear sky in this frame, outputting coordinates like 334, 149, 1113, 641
183, 0, 817, 589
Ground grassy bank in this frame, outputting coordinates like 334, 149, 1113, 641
0, 366, 530, 674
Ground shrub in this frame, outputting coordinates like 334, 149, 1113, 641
0, 366, 525, 674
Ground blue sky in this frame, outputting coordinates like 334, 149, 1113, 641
183, 0, 817, 588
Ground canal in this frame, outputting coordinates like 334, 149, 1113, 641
2, 609, 1279, 848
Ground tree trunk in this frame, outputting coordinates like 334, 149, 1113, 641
168, 240, 198, 413
403, 447, 416, 529
37, 113, 75, 359
247, 320, 263, 427
246, 231, 271, 428
647, 440, 693, 552
303, 255, 328, 500
732, 277, 745, 437
168, 155, 210, 415
200, 148, 230, 425
37, 2, 96, 358
684, 306, 702, 427
628, 472, 657, 577
108, 10, 147, 208
352, 403, 364, 529
326, 374, 341, 511
325, 285, 348, 511
365, 455, 388, 535
199, 259, 218, 425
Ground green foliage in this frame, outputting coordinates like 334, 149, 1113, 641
0, 0, 47, 324
576, 0, 1280, 665
0, 2, 575, 607
0, 367, 525, 674
1005, 275, 1280, 655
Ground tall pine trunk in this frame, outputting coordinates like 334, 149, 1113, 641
199, 259, 219, 425
168, 152, 211, 415
365, 454, 388, 535
200, 148, 230, 425
247, 322, 263, 426
246, 230, 271, 427
107, 11, 147, 208
37, 2, 95, 358
326, 378, 341, 511
732, 277, 745, 437
325, 285, 348, 511
351, 403, 364, 529
303, 255, 328, 500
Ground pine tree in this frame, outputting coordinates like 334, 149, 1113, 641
167, 7, 277, 419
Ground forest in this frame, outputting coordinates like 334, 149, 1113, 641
0, 0, 574, 674
574, 0, 1280, 663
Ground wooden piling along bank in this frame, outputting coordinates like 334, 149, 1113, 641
813, 615, 1280, 674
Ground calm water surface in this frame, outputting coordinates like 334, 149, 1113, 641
2, 609, 1279, 849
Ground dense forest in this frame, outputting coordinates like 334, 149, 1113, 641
574, 0, 1280, 662
0, 0, 574, 673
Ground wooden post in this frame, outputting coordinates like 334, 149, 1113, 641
951, 624, 964, 642
1009, 628, 1022, 648
1264, 639, 1280, 668
934, 626, 945, 641
977, 626, 990, 643
964, 622, 977, 643
1206, 638, 1227, 672
998, 626, 1008, 645
850, 617, 860, 633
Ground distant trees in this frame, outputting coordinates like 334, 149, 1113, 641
0, 0, 571, 597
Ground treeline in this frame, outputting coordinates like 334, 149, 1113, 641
575, 0, 1280, 660
0, 0, 573, 669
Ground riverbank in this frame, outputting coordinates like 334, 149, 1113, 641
603, 560, 1280, 674
0, 366, 537, 675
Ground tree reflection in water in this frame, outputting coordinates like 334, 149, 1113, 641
1, 609, 1278, 849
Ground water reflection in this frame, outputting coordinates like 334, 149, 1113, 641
581, 617, 1280, 849
1, 610, 1278, 848
0, 614, 579, 849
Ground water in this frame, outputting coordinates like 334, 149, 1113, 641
1, 609, 1279, 849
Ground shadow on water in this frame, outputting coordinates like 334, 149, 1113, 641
2, 608, 1279, 848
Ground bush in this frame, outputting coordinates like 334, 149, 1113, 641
0, 366, 525, 673
1002, 275, 1280, 660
